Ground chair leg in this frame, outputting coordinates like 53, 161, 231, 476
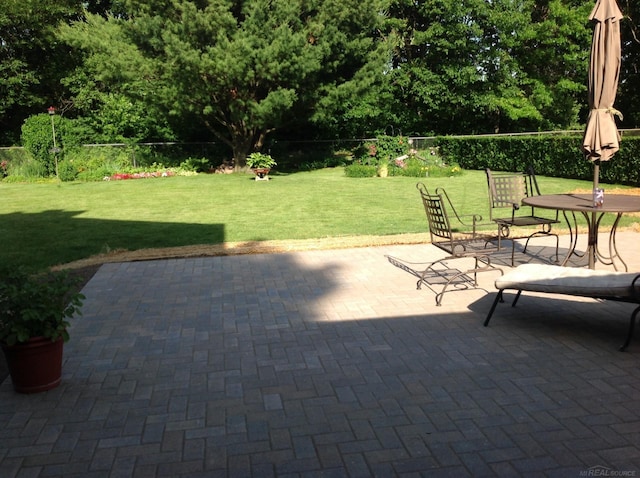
497, 224, 516, 266
472, 257, 480, 286
434, 269, 474, 306
619, 305, 640, 352
484, 290, 504, 326
511, 290, 523, 307
432, 259, 501, 306
522, 232, 559, 262
413, 254, 502, 306
416, 258, 448, 290
496, 225, 504, 251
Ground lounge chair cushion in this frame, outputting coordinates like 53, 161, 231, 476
495, 264, 638, 298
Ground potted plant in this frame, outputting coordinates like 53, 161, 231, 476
246, 152, 277, 180
0, 267, 84, 393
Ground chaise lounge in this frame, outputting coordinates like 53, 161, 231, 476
484, 263, 640, 351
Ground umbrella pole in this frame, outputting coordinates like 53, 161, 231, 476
589, 161, 600, 269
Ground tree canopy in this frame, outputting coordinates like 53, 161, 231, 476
620, 0, 640, 128
377, 0, 593, 135
1, 0, 639, 163
0, 0, 84, 144
59, 0, 388, 166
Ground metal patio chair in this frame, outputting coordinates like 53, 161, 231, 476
407, 182, 503, 306
486, 167, 559, 266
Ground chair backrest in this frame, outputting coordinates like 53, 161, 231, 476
417, 182, 495, 257
416, 182, 452, 243
486, 167, 542, 219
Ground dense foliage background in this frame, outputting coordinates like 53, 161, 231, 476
1, 0, 639, 167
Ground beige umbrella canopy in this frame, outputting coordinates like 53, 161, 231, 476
581, 0, 624, 190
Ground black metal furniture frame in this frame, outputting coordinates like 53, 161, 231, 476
486, 167, 560, 266
484, 264, 640, 351
412, 182, 503, 306
522, 193, 640, 271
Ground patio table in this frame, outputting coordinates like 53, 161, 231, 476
522, 193, 640, 270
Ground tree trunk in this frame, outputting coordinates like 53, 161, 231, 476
229, 129, 254, 170
230, 127, 270, 171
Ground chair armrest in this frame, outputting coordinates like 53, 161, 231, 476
457, 213, 484, 224
454, 213, 497, 239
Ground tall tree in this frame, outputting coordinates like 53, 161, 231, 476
619, 0, 640, 128
383, 0, 592, 135
0, 0, 82, 144
513, 0, 592, 131
383, 0, 502, 135
0, 0, 124, 145
60, 0, 387, 166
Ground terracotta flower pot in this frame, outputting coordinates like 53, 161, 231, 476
253, 168, 271, 180
1, 336, 63, 393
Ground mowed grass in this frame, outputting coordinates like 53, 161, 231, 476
1, 167, 635, 271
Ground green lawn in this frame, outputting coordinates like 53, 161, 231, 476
1, 168, 636, 271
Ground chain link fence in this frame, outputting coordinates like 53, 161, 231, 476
3, 130, 640, 175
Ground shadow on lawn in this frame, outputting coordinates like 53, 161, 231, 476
0, 209, 226, 271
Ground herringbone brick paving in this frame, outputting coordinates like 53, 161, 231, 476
1, 233, 640, 477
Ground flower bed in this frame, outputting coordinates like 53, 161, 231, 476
105, 171, 176, 181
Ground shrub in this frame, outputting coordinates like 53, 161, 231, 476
77, 166, 114, 182
374, 135, 409, 162
424, 163, 463, 177
344, 164, 377, 177
57, 160, 79, 182
180, 157, 212, 172
2, 155, 46, 181
296, 153, 352, 171
21, 114, 60, 175
3, 174, 30, 183
20, 114, 88, 177
433, 134, 640, 185
0, 148, 31, 174
267, 140, 341, 171
127, 145, 177, 168
65, 146, 132, 181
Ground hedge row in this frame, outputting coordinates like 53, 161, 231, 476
435, 134, 640, 186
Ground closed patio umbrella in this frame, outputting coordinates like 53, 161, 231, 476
581, 0, 624, 191
581, 0, 623, 269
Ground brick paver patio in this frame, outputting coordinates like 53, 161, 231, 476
1, 233, 640, 477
